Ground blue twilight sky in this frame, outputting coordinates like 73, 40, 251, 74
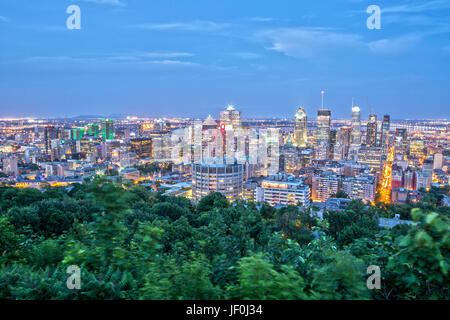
0, 0, 449, 119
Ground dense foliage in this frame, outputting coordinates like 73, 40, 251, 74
0, 181, 448, 300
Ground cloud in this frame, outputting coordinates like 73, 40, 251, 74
256, 27, 362, 59
368, 34, 423, 55
382, 0, 450, 14
75, 0, 125, 6
0, 15, 9, 22
131, 20, 230, 32
24, 52, 197, 67
230, 52, 262, 60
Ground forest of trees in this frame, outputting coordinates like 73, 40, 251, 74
0, 180, 448, 300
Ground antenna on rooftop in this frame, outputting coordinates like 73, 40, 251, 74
321, 90, 325, 109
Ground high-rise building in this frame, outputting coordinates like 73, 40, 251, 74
357, 146, 383, 174
101, 119, 114, 140
316, 109, 331, 159
192, 163, 244, 203
311, 172, 341, 202
433, 153, 444, 170
220, 105, 242, 130
259, 174, 311, 208
294, 107, 307, 147
380, 115, 390, 149
342, 174, 376, 203
87, 124, 100, 137
130, 138, 152, 159
366, 114, 377, 147
2, 155, 18, 176
335, 127, 351, 160
44, 125, 58, 156
350, 106, 361, 146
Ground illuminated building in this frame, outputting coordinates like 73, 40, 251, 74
44, 125, 58, 155
72, 127, 85, 140
409, 138, 426, 159
220, 105, 242, 130
416, 170, 432, 190
87, 124, 100, 137
243, 180, 258, 202
342, 174, 376, 203
325, 198, 352, 211
130, 138, 152, 159
357, 146, 383, 173
380, 115, 390, 150
311, 172, 340, 202
2, 155, 18, 176
259, 174, 310, 208
391, 167, 403, 189
329, 129, 337, 159
101, 119, 114, 140
294, 107, 307, 147
192, 163, 244, 203
403, 169, 416, 190
334, 127, 351, 160
350, 106, 361, 146
316, 110, 331, 159
433, 153, 443, 170
366, 114, 377, 147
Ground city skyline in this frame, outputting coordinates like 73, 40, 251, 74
1, 0, 450, 119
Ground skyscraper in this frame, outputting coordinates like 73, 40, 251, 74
101, 119, 114, 140
351, 106, 361, 146
220, 105, 242, 130
380, 115, 390, 149
316, 109, 331, 159
366, 114, 377, 147
44, 125, 58, 156
294, 107, 307, 147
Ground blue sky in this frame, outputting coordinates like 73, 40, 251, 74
0, 0, 449, 119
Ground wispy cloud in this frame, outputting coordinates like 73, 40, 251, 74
131, 20, 230, 32
368, 34, 423, 55
256, 27, 362, 59
382, 0, 450, 14
24, 52, 197, 67
230, 52, 262, 60
75, 0, 125, 6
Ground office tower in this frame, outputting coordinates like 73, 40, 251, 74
409, 138, 426, 159
192, 163, 243, 203
72, 127, 85, 140
153, 119, 168, 132
311, 173, 341, 202
350, 106, 361, 146
357, 146, 383, 174
2, 155, 18, 176
366, 114, 377, 147
433, 153, 443, 170
220, 105, 242, 130
380, 115, 390, 149
259, 174, 311, 208
316, 109, 331, 159
395, 128, 408, 156
336, 127, 351, 160
341, 174, 376, 203
130, 138, 152, 159
294, 107, 307, 147
329, 129, 337, 159
87, 124, 100, 137
44, 125, 58, 155
101, 119, 114, 140
403, 169, 416, 190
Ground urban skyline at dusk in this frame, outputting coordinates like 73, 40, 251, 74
1, 0, 450, 119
